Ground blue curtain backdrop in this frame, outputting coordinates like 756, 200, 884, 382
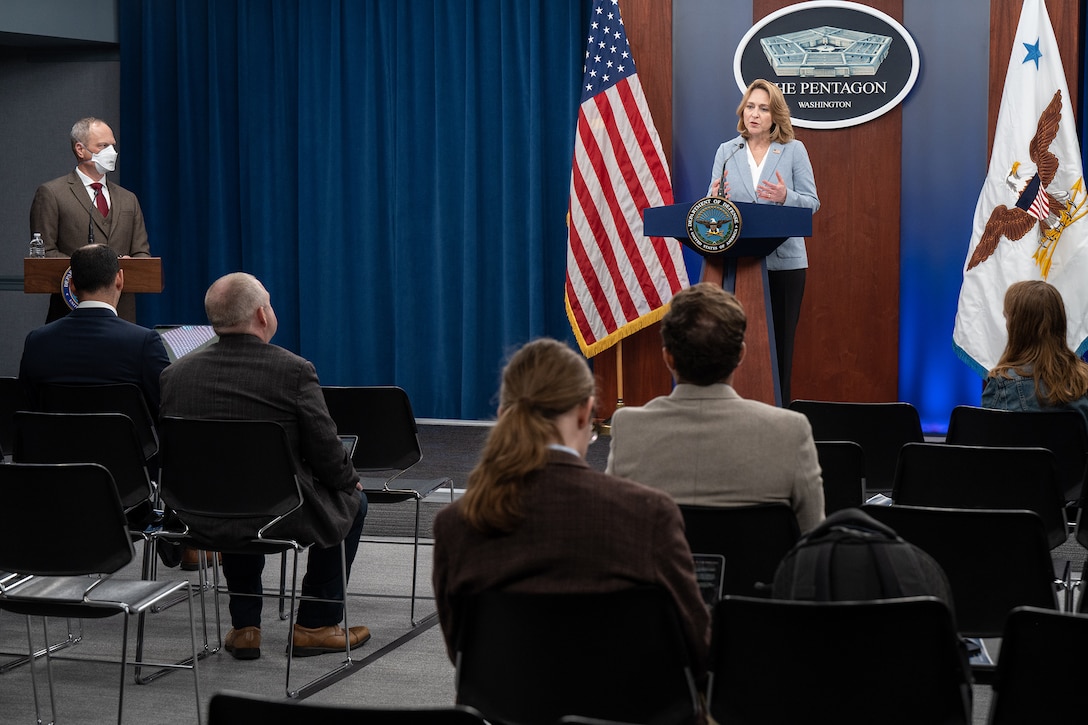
118, 0, 587, 420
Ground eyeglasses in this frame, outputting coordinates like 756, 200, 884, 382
590, 418, 601, 445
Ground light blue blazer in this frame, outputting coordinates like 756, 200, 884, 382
708, 135, 819, 270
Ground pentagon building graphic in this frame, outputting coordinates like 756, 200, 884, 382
760, 26, 892, 77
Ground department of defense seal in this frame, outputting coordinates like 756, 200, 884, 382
686, 197, 743, 254
60, 266, 79, 310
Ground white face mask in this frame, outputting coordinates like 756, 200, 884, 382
90, 145, 118, 174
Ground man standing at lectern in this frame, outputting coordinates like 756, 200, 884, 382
605, 282, 824, 533
30, 117, 150, 322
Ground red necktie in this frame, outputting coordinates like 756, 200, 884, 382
90, 182, 109, 217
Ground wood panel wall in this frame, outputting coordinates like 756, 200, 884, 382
989, 0, 1080, 154
599, 0, 1081, 417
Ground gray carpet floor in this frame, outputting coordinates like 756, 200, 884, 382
0, 423, 1075, 723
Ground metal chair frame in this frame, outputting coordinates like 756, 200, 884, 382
0, 462, 201, 725
322, 385, 453, 625
156, 416, 355, 698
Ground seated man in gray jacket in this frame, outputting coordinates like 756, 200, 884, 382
605, 282, 824, 533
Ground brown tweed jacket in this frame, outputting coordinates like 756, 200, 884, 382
159, 333, 359, 548
432, 450, 710, 675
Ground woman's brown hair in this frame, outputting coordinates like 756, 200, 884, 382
990, 280, 1088, 405
735, 78, 795, 144
459, 338, 596, 534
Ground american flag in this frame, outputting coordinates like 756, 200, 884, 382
564, 0, 689, 358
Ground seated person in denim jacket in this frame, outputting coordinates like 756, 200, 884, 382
983, 280, 1088, 429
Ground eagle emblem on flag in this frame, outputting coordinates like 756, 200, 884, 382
967, 90, 1086, 277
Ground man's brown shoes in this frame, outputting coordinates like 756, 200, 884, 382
180, 548, 220, 571
224, 626, 261, 660
290, 623, 371, 657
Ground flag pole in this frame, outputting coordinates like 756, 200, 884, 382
601, 340, 624, 436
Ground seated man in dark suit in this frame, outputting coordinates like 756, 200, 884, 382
19, 243, 169, 415
606, 282, 825, 533
159, 272, 370, 661
18, 242, 181, 565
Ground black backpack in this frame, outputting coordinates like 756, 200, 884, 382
772, 508, 955, 614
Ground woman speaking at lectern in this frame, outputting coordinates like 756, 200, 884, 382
708, 78, 819, 404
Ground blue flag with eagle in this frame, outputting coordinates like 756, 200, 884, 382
953, 0, 1088, 375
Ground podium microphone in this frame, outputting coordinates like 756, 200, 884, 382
718, 140, 744, 198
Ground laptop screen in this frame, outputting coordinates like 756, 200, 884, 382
693, 553, 725, 607
154, 325, 218, 362
339, 434, 358, 460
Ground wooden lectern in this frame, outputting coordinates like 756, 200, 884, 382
643, 201, 811, 406
23, 257, 164, 295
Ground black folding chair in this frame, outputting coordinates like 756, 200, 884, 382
679, 502, 800, 598
323, 385, 453, 624
156, 416, 355, 698
0, 462, 200, 725
13, 411, 155, 532
454, 587, 699, 725
861, 504, 1058, 669
945, 405, 1088, 503
892, 442, 1068, 549
39, 382, 160, 462
987, 606, 1088, 723
708, 595, 971, 725
209, 691, 486, 725
789, 400, 924, 495
814, 440, 866, 513
0, 375, 30, 459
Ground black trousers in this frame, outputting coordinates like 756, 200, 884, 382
768, 268, 806, 406
222, 490, 367, 629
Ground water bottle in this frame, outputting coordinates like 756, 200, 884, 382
28, 232, 45, 258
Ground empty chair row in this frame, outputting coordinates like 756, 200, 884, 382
790, 399, 1088, 504
209, 593, 1088, 725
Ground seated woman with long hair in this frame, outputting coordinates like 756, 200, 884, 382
432, 338, 709, 673
983, 280, 1088, 428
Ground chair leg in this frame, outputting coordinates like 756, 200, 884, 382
284, 547, 300, 696
26, 616, 57, 725
285, 541, 355, 698
1, 616, 82, 673
410, 495, 422, 626
117, 614, 130, 725
278, 551, 289, 620
135, 547, 219, 685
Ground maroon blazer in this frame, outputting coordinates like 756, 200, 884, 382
159, 333, 359, 548
432, 450, 710, 674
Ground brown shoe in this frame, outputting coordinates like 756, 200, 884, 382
224, 626, 261, 660
180, 549, 220, 571
290, 623, 371, 657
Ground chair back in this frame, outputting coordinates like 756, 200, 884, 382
209, 692, 487, 725
679, 503, 800, 598
789, 400, 923, 493
39, 382, 159, 461
0, 376, 30, 458
13, 411, 152, 512
454, 586, 698, 725
158, 417, 303, 545
708, 595, 971, 725
322, 385, 422, 473
0, 462, 133, 577
862, 504, 1057, 637
892, 442, 1067, 549
814, 440, 866, 513
988, 606, 1088, 723
945, 405, 1088, 502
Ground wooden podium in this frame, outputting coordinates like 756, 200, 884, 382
644, 201, 812, 406
23, 257, 164, 295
